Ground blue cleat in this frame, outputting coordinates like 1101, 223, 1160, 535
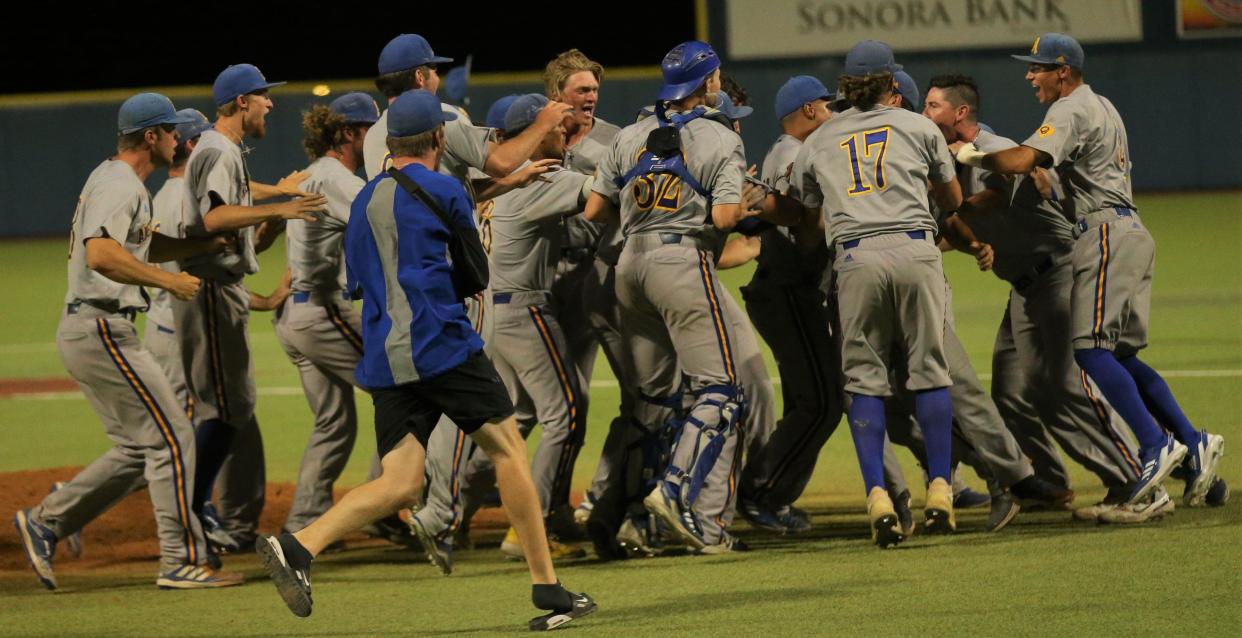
643, 482, 706, 551
13, 509, 58, 590
1130, 434, 1188, 504
1182, 431, 1225, 507
409, 515, 453, 576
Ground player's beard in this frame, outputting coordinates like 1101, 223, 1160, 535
245, 111, 267, 139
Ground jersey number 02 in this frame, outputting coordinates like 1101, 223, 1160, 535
839, 127, 891, 197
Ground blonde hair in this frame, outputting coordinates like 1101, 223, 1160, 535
543, 49, 604, 98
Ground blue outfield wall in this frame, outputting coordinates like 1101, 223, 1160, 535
0, 36, 1238, 237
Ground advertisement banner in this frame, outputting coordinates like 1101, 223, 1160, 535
1178, 0, 1242, 38
726, 0, 1144, 59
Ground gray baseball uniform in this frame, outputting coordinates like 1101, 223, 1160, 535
595, 110, 747, 545
738, 133, 844, 508
793, 106, 954, 396
35, 159, 208, 574
363, 103, 491, 196
1019, 84, 1149, 357
963, 128, 1141, 489
481, 165, 593, 518
145, 176, 191, 418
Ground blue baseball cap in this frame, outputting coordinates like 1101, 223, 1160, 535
329, 92, 381, 125
504, 94, 549, 135
715, 93, 752, 121
174, 108, 212, 146
378, 34, 453, 75
486, 94, 520, 130
774, 75, 833, 120
894, 71, 920, 111
658, 41, 721, 102
117, 92, 195, 134
443, 65, 469, 105
213, 64, 285, 106
387, 90, 457, 137
1011, 33, 1084, 68
843, 40, 902, 76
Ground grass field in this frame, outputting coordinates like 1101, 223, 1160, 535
0, 192, 1239, 637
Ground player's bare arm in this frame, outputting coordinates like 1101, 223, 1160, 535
84, 236, 200, 300
147, 232, 232, 263
252, 219, 286, 253
249, 170, 311, 201
953, 141, 1050, 176
759, 190, 807, 226
930, 175, 964, 213
473, 158, 563, 201
717, 235, 761, 269
709, 202, 744, 231
202, 192, 327, 233
484, 102, 574, 177
583, 191, 619, 225
939, 214, 993, 271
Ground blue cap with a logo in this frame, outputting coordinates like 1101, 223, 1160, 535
174, 108, 212, 145
843, 40, 902, 76
387, 90, 457, 137
329, 92, 381, 125
504, 94, 549, 135
1011, 32, 1084, 68
213, 64, 285, 106
486, 94, 520, 130
894, 70, 920, 111
378, 34, 454, 75
715, 93, 753, 121
658, 41, 721, 101
774, 75, 832, 120
117, 93, 196, 134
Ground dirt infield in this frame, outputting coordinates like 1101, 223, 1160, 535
1, 467, 512, 574
0, 377, 76, 398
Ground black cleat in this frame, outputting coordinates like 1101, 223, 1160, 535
1010, 475, 1075, 510
256, 534, 313, 618
529, 592, 597, 631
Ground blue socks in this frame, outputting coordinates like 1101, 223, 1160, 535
193, 419, 236, 511
1119, 355, 1200, 446
1074, 348, 1166, 450
847, 394, 887, 494
915, 388, 954, 482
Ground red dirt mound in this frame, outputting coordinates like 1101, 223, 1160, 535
0, 378, 77, 398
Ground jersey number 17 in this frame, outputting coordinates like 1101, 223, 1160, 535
839, 127, 890, 197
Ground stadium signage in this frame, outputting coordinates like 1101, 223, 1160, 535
725, 0, 1143, 59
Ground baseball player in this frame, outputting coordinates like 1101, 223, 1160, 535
584, 41, 762, 553
12, 93, 242, 590
175, 63, 327, 551
274, 92, 380, 536
920, 73, 1144, 514
781, 40, 963, 548
256, 90, 597, 630
953, 33, 1225, 519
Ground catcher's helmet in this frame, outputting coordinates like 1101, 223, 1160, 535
657, 41, 720, 102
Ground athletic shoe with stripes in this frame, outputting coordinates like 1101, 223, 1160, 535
409, 516, 453, 576
49, 482, 83, 559
200, 503, 240, 553
642, 482, 707, 551
13, 508, 57, 590
257, 534, 314, 618
528, 592, 598, 631
1099, 487, 1175, 524
1129, 434, 1188, 505
156, 564, 244, 589
1182, 431, 1225, 507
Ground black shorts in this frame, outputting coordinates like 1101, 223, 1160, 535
371, 350, 515, 458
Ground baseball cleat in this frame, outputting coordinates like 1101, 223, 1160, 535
642, 483, 708, 551
1099, 488, 1174, 524
953, 487, 991, 509
867, 487, 905, 549
739, 499, 790, 533
199, 503, 240, 553
892, 489, 915, 537
1009, 475, 1076, 510
573, 494, 595, 526
615, 515, 664, 558
13, 508, 58, 590
409, 516, 453, 576
256, 534, 313, 618
1205, 477, 1230, 507
986, 491, 1020, 533
501, 527, 524, 560
529, 591, 597, 631
156, 564, 244, 589
923, 478, 956, 534
782, 505, 813, 532
1129, 434, 1188, 504
365, 513, 420, 548
501, 527, 586, 562
49, 482, 83, 559
698, 532, 749, 555
1072, 502, 1118, 522
1182, 431, 1225, 507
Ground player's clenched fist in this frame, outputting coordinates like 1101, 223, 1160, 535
167, 271, 201, 300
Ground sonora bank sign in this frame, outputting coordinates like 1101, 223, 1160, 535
726, 0, 1143, 58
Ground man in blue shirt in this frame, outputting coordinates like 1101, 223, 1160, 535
254, 90, 596, 632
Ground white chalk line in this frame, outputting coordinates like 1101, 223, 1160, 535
3, 369, 1239, 401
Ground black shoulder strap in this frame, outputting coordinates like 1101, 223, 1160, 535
386, 167, 454, 229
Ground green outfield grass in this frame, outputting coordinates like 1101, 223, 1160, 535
1, 192, 1239, 636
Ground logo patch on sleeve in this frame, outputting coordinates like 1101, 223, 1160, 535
1038, 125, 1055, 138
